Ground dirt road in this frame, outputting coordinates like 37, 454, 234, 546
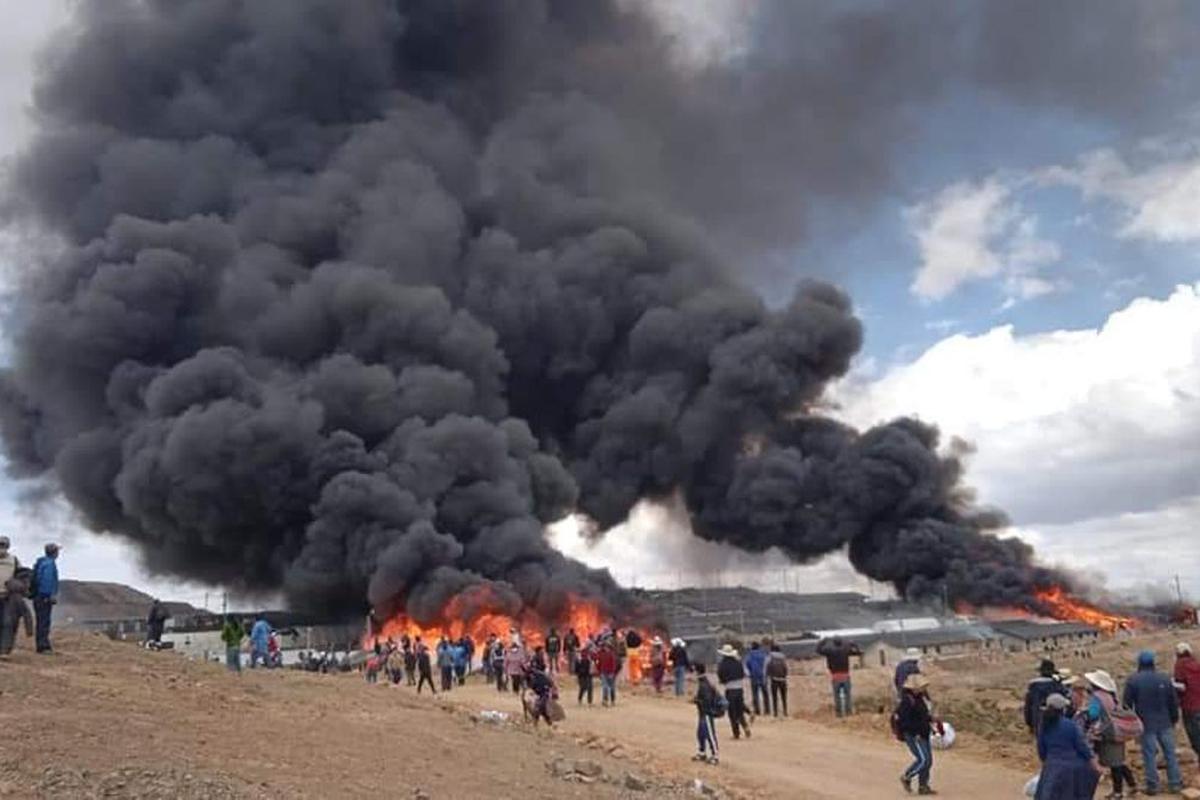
442, 678, 1034, 799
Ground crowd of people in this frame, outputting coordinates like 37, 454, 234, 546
1013, 646, 1200, 799
0, 537, 61, 658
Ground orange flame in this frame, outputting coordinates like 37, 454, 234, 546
365, 591, 647, 651
1032, 587, 1138, 633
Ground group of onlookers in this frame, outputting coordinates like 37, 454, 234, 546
689, 639, 792, 765
0, 537, 61, 657
219, 613, 279, 671
1022, 644, 1200, 798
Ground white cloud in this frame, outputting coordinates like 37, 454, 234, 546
0, 1, 70, 154
908, 177, 1060, 302
834, 284, 1200, 589
1044, 142, 1200, 243
547, 496, 875, 594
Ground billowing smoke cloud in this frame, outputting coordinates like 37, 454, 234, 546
2, 0, 1193, 618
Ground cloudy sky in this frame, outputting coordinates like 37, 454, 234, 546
1, 2, 1197, 605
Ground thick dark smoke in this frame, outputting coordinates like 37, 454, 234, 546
2, 0, 1193, 618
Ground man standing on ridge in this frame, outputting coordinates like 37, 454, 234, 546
0, 536, 18, 639
745, 641, 769, 717
220, 615, 244, 672
249, 614, 271, 668
1125, 649, 1183, 794
31, 543, 60, 654
816, 636, 861, 717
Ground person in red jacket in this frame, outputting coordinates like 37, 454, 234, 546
1175, 641, 1200, 761
596, 639, 619, 707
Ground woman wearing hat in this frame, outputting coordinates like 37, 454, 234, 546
1033, 693, 1100, 800
1080, 670, 1136, 799
896, 673, 938, 795
716, 644, 751, 740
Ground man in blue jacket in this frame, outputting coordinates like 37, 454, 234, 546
31, 543, 60, 654
1123, 650, 1183, 795
745, 641, 769, 717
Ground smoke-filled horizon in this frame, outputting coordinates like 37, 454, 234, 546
2, 0, 1192, 622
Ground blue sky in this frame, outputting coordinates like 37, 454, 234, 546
2, 1, 1198, 604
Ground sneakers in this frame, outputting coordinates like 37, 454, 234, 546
901, 776, 913, 794
708, 756, 719, 765
917, 787, 937, 796
692, 753, 707, 762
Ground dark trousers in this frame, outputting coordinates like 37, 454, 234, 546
725, 688, 750, 739
697, 713, 719, 757
903, 734, 932, 787
750, 681, 768, 716
510, 674, 523, 693
494, 666, 507, 692
417, 671, 436, 694
1184, 711, 1200, 759
33, 597, 53, 652
577, 674, 594, 705
1110, 765, 1136, 793
770, 678, 788, 717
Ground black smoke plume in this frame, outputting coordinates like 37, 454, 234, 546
2, 0, 1191, 619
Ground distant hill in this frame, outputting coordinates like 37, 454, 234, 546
57, 580, 200, 626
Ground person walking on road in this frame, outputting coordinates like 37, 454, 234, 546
896, 673, 940, 795
31, 543, 60, 654
745, 641, 769, 717
693, 663, 722, 765
669, 638, 690, 697
766, 643, 789, 718
1123, 650, 1183, 794
220, 615, 244, 672
1033, 693, 1100, 800
716, 644, 751, 740
1174, 641, 1200, 762
816, 636, 861, 717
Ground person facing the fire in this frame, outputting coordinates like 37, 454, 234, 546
1124, 650, 1183, 794
716, 644, 751, 740
220, 615, 243, 673
545, 627, 561, 673
436, 636, 454, 691
564, 627, 581, 675
575, 636, 595, 705
816, 636, 861, 718
745, 640, 769, 716
491, 638, 507, 692
452, 638, 468, 686
402, 635, 416, 686
669, 637, 690, 697
415, 637, 436, 694
1025, 659, 1068, 735
1033, 693, 1100, 800
504, 641, 526, 693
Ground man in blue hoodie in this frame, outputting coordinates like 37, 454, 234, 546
31, 543, 60, 654
1123, 650, 1182, 795
745, 641, 769, 717
249, 614, 271, 668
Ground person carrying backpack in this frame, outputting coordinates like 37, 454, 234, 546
766, 643, 789, 717
1025, 659, 1067, 735
1080, 669, 1137, 798
0, 567, 34, 657
1123, 650, 1183, 795
693, 663, 722, 765
895, 673, 939, 795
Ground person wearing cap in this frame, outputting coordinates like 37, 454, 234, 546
1173, 641, 1200, 762
1123, 650, 1182, 795
895, 647, 922, 698
1024, 658, 1067, 735
896, 673, 938, 795
1034, 692, 1100, 800
1080, 669, 1137, 799
716, 643, 751, 740
31, 543, 60, 654
745, 640, 769, 716
0, 567, 34, 657
669, 637, 690, 697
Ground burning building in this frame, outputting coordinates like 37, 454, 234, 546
0, 1, 1158, 637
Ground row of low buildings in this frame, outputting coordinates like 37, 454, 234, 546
639, 587, 1105, 667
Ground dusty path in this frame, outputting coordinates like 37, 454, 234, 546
442, 678, 1034, 799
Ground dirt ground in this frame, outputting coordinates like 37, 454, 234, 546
1, 629, 1198, 799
